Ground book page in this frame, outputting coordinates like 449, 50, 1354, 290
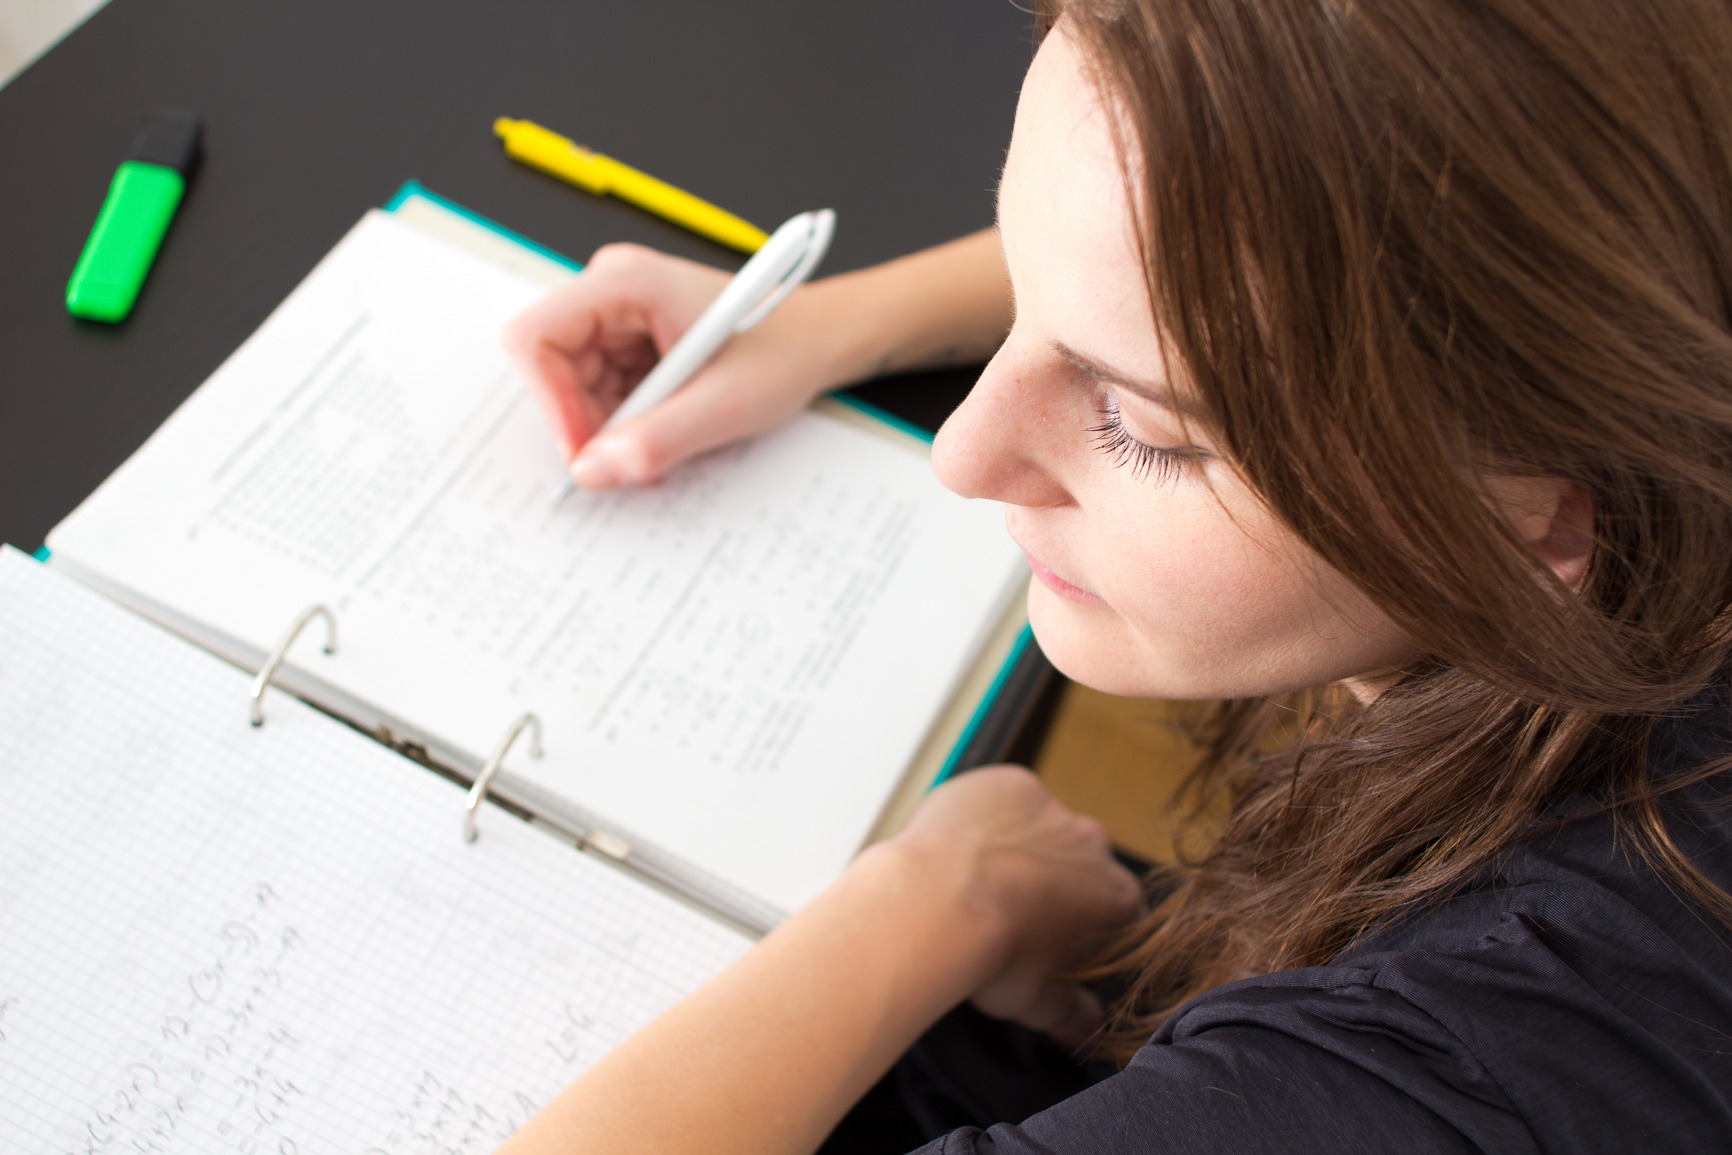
0, 549, 750, 1154
47, 210, 1026, 916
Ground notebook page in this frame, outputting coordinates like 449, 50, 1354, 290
47, 210, 1026, 915
0, 550, 751, 1153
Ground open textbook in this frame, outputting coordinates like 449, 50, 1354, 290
0, 547, 754, 1152
44, 187, 1031, 931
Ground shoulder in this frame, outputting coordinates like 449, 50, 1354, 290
1133, 684, 1732, 1153
933, 872, 1732, 1154
920, 686, 1732, 1155
1150, 882, 1732, 1150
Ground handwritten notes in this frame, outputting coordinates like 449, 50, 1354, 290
54, 881, 307, 1153
0, 551, 749, 1153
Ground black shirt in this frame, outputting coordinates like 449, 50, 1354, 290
917, 687, 1732, 1153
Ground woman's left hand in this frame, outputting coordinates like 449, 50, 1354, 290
884, 766, 1144, 1048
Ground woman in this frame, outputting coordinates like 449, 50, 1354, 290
498, 0, 1732, 1150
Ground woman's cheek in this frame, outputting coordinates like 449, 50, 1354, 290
1100, 502, 1303, 654
1095, 487, 1251, 623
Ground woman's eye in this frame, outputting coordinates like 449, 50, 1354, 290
1087, 399, 1196, 483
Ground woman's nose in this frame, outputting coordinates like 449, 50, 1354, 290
933, 340, 1074, 510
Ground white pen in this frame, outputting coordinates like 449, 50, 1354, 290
550, 208, 838, 505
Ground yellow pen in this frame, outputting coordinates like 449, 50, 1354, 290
494, 117, 770, 253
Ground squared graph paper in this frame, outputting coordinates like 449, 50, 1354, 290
0, 550, 750, 1153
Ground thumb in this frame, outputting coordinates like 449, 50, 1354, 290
1021, 982, 1105, 1052
973, 980, 1106, 1053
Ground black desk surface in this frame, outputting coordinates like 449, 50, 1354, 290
0, 0, 1032, 553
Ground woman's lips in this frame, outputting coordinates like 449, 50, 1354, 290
1022, 547, 1106, 607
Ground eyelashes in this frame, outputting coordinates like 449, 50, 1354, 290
1087, 400, 1193, 484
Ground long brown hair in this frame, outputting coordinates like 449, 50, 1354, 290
1041, 0, 1732, 1055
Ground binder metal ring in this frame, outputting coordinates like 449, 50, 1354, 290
463, 712, 543, 843
248, 604, 338, 727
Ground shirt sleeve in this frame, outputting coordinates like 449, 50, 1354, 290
909, 977, 1536, 1155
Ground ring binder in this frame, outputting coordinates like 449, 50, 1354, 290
463, 712, 544, 843
248, 604, 338, 727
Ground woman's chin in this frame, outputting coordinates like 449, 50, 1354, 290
1025, 580, 1163, 698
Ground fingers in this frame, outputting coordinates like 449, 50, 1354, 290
503, 277, 615, 457
511, 325, 610, 459
505, 243, 709, 356
970, 980, 1105, 1052
501, 244, 730, 463
561, 288, 840, 488
567, 345, 796, 487
1022, 983, 1106, 1052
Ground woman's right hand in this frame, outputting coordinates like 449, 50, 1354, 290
503, 229, 1014, 491
503, 243, 853, 490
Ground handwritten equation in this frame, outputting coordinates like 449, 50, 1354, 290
56, 882, 303, 1155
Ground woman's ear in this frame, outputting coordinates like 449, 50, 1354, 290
1485, 475, 1595, 591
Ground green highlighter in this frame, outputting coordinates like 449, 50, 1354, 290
66, 108, 202, 323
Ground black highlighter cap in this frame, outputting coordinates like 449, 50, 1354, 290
127, 108, 202, 177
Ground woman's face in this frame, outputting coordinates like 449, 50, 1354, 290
933, 25, 1418, 700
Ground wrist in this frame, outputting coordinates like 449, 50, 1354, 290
778, 230, 1012, 392
782, 269, 915, 391
846, 831, 1015, 989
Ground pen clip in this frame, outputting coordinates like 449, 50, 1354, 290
733, 209, 836, 333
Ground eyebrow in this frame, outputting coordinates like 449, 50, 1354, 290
1052, 341, 1205, 418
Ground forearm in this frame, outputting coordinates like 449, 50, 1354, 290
798, 228, 1012, 388
498, 840, 1003, 1155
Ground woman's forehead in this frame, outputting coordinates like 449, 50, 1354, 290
1000, 28, 1169, 397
